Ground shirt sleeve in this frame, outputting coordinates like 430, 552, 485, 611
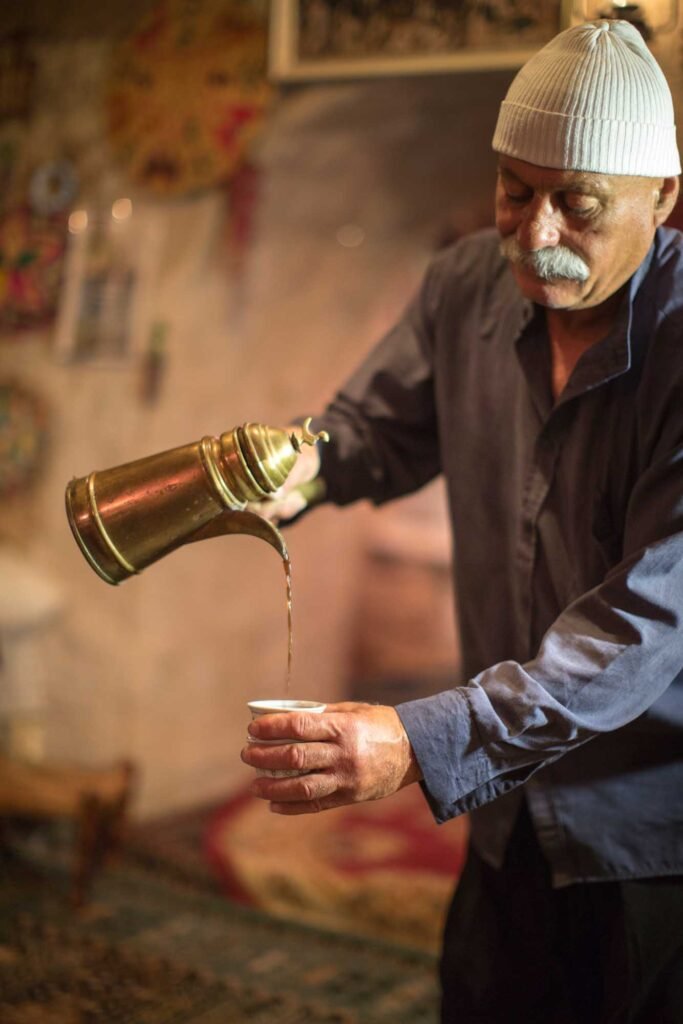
313, 255, 444, 507
398, 364, 683, 823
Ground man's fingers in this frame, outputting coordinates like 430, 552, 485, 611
241, 740, 335, 774
250, 770, 339, 804
248, 711, 340, 742
247, 490, 307, 524
269, 797, 344, 815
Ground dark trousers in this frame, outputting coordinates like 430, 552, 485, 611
440, 801, 683, 1024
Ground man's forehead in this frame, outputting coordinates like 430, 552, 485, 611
497, 156, 614, 193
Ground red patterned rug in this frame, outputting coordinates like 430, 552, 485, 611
204, 784, 468, 953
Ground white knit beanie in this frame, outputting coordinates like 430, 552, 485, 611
492, 19, 681, 176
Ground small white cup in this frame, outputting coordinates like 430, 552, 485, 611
247, 700, 326, 777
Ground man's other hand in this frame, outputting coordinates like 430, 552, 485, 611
247, 426, 323, 524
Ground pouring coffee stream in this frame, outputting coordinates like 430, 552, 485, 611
65, 417, 329, 691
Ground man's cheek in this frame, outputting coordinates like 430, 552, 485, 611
496, 209, 518, 237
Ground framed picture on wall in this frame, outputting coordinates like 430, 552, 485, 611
53, 202, 164, 365
269, 0, 574, 82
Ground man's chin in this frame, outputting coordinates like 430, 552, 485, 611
512, 266, 586, 308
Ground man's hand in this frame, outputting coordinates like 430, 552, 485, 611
241, 702, 423, 814
248, 426, 323, 525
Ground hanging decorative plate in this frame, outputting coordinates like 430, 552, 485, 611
0, 379, 49, 497
106, 0, 271, 198
0, 206, 67, 333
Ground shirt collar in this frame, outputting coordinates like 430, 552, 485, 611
511, 236, 658, 406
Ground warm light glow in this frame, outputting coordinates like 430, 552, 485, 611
112, 197, 133, 221
68, 209, 88, 234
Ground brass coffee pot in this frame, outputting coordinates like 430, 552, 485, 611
65, 418, 328, 585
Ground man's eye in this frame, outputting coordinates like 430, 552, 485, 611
564, 195, 599, 216
505, 190, 530, 204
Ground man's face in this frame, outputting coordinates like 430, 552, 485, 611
495, 155, 664, 311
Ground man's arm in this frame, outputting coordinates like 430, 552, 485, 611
243, 423, 683, 817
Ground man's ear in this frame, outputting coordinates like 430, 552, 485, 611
654, 176, 679, 227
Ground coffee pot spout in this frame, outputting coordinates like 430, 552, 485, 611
185, 508, 289, 561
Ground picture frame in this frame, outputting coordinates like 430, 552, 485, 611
269, 1, 575, 82
53, 201, 164, 365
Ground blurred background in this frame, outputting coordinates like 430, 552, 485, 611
0, 0, 509, 818
0, 2, 679, 815
0, 0, 681, 988
0, 0, 679, 1011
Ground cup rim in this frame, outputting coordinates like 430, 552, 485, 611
247, 699, 326, 714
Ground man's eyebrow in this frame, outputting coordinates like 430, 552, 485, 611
564, 175, 610, 196
498, 166, 525, 185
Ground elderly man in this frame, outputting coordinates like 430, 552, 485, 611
242, 20, 683, 1023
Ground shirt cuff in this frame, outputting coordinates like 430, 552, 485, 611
396, 688, 491, 823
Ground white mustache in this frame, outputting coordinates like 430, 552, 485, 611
500, 237, 590, 283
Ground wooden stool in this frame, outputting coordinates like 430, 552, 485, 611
0, 755, 137, 906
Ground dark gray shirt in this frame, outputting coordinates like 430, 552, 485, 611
315, 226, 683, 887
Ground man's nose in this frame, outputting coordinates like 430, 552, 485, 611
516, 198, 561, 250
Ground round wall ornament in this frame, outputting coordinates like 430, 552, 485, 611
29, 159, 79, 217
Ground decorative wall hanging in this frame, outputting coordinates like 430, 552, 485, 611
0, 207, 67, 333
225, 158, 261, 268
139, 319, 169, 405
269, 0, 573, 80
106, 0, 271, 198
0, 379, 49, 498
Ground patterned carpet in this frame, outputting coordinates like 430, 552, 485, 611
205, 785, 468, 954
0, 829, 441, 1023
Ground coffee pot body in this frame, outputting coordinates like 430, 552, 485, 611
65, 419, 327, 585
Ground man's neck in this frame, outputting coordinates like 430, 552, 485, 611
545, 288, 625, 400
